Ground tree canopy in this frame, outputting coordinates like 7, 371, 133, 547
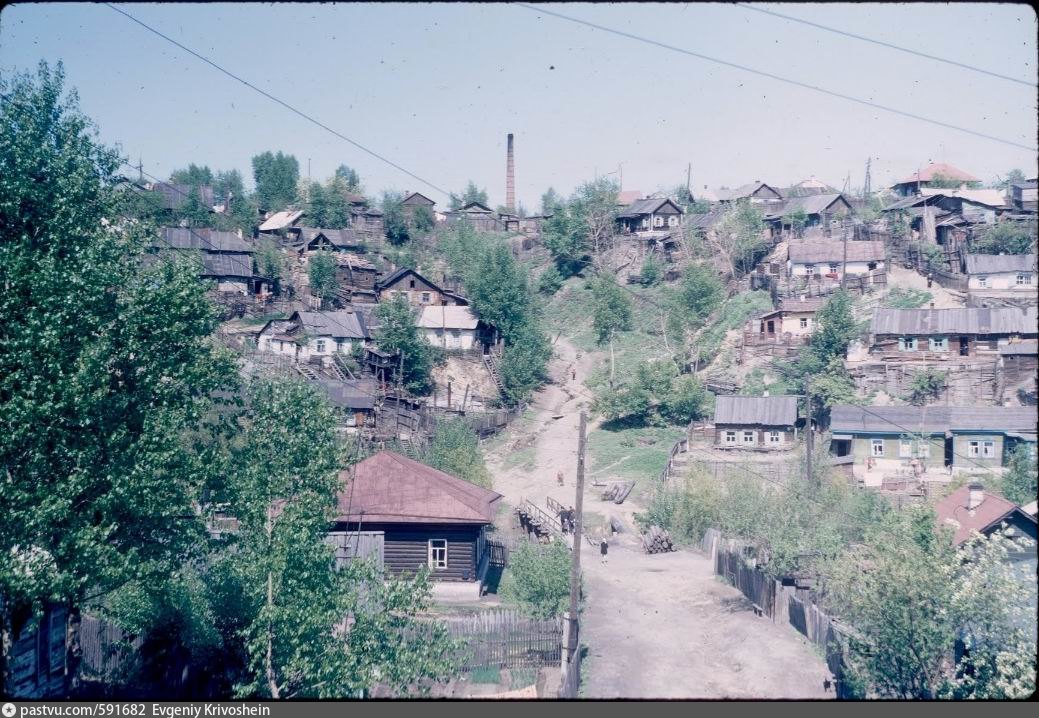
252, 151, 300, 210
448, 180, 489, 210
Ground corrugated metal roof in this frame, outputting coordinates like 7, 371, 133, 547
417, 305, 479, 330
336, 451, 502, 524
715, 182, 782, 202
299, 227, 365, 248
963, 253, 1037, 275
830, 405, 1039, 435
201, 254, 253, 278
776, 296, 828, 312
788, 240, 885, 264
870, 307, 1038, 336
313, 378, 377, 410
767, 193, 850, 218
159, 227, 252, 253
617, 197, 683, 219
713, 395, 798, 426
258, 210, 304, 231
918, 187, 1008, 208
292, 310, 369, 340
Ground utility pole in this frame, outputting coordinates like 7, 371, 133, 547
686, 162, 692, 197
841, 224, 849, 290
863, 157, 872, 199
137, 156, 144, 184
564, 411, 587, 674
805, 385, 815, 489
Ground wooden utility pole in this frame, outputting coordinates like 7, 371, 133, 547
564, 411, 587, 671
686, 162, 692, 195
841, 225, 849, 290
805, 385, 815, 489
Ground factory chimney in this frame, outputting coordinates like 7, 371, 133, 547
506, 133, 515, 214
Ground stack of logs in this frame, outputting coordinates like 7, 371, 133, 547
641, 525, 675, 554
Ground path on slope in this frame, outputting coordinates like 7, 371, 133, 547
485, 337, 832, 699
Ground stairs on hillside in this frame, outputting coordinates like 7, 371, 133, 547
483, 349, 507, 399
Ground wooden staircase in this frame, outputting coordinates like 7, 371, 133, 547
295, 362, 320, 381
483, 349, 507, 399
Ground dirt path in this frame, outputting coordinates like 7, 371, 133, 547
485, 338, 834, 699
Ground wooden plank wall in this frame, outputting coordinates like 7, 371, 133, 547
6, 603, 67, 699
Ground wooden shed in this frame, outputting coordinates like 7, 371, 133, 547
333, 451, 502, 582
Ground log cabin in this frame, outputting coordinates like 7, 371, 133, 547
376, 268, 469, 307
868, 307, 1038, 359
713, 395, 800, 451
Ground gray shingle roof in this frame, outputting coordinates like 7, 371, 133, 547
830, 405, 1038, 435
292, 310, 370, 340
313, 378, 377, 410
1000, 340, 1038, 356
159, 227, 253, 253
963, 253, 1037, 275
300, 227, 365, 248
766, 193, 850, 218
713, 395, 798, 426
870, 307, 1038, 336
201, 254, 253, 278
617, 197, 683, 219
151, 183, 214, 211
715, 182, 782, 202
788, 240, 885, 264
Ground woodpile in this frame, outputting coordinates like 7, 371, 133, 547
600, 481, 635, 504
641, 525, 675, 554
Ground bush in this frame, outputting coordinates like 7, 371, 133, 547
907, 368, 946, 405
639, 255, 663, 286
422, 417, 491, 488
537, 264, 564, 295
499, 540, 572, 619
885, 287, 932, 309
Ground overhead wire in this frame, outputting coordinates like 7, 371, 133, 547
513, 3, 1038, 152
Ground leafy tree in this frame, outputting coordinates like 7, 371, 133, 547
998, 444, 1037, 506
181, 185, 213, 227
927, 172, 979, 190
537, 264, 564, 295
334, 164, 362, 193
422, 418, 491, 488
673, 264, 724, 327
448, 180, 489, 210
306, 181, 328, 227
381, 190, 410, 245
638, 254, 663, 286
810, 290, 857, 362
252, 151, 300, 210
212, 169, 243, 205
0, 62, 238, 691
703, 201, 766, 277
591, 273, 632, 345
785, 206, 808, 237
498, 320, 552, 405
542, 178, 619, 275
256, 238, 284, 283
593, 361, 710, 425
307, 250, 339, 305
971, 220, 1037, 255
466, 244, 536, 340
540, 187, 563, 216
884, 287, 932, 309
411, 205, 435, 235
225, 379, 457, 698
663, 375, 712, 423
906, 368, 947, 405
170, 163, 214, 186
499, 541, 573, 619
374, 295, 435, 394
806, 358, 858, 409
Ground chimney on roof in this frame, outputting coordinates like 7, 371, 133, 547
799, 294, 806, 302
967, 482, 984, 512
929, 302, 935, 309
506, 133, 516, 214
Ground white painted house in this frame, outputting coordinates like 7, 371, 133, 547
417, 305, 480, 351
257, 310, 370, 364
787, 240, 886, 281
963, 254, 1036, 291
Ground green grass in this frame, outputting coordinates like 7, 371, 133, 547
587, 424, 686, 481
467, 667, 502, 684
885, 287, 933, 309
502, 446, 537, 472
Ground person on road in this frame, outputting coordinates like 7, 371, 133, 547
567, 506, 576, 534
599, 537, 609, 565
557, 470, 565, 486
927, 272, 934, 289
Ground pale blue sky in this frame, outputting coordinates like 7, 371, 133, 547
2, 2, 1036, 209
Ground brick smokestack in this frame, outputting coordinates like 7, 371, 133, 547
506, 133, 515, 213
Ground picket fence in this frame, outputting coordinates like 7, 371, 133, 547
437, 609, 563, 672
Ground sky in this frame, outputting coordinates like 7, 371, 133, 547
2, 2, 1037, 210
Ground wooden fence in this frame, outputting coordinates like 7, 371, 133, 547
715, 542, 775, 618
437, 610, 563, 672
559, 645, 582, 698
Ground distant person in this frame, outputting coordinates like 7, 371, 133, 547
927, 272, 934, 289
599, 537, 609, 565
568, 506, 576, 533
557, 470, 565, 487
571, 368, 576, 381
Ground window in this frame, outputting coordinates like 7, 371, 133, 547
742, 430, 756, 444
867, 261, 878, 271
1016, 273, 1032, 286
829, 263, 840, 274
968, 441, 980, 457
724, 431, 737, 445
981, 441, 995, 458
409, 279, 416, 289
336, 340, 345, 353
804, 264, 816, 276
769, 431, 781, 444
899, 439, 930, 458
899, 337, 917, 351
428, 539, 447, 569
421, 292, 431, 304
929, 336, 948, 352
264, 338, 272, 351
668, 215, 679, 227
316, 339, 326, 353
978, 275, 988, 288
871, 439, 885, 457
654, 215, 664, 228
799, 317, 809, 329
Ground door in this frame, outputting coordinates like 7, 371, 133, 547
944, 437, 954, 467
958, 336, 970, 356
767, 320, 775, 335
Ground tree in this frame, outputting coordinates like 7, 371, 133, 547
542, 178, 619, 274
638, 254, 663, 286
907, 368, 947, 405
374, 295, 435, 394
307, 251, 339, 306
673, 264, 724, 327
256, 239, 284, 284
448, 180, 488, 210
998, 444, 1037, 507
499, 541, 572, 619
306, 181, 328, 227
181, 184, 214, 227
213, 169, 244, 205
928, 172, 980, 190
810, 290, 858, 362
786, 206, 808, 237
170, 163, 214, 186
593, 361, 711, 425
422, 418, 491, 488
334, 164, 362, 193
465, 243, 536, 341
381, 191, 410, 245
498, 320, 552, 405
704, 201, 766, 277
251, 151, 300, 210
1, 62, 238, 692
592, 273, 632, 346
537, 264, 564, 295
540, 187, 563, 216
225, 379, 457, 698
411, 205, 435, 235
971, 220, 1037, 255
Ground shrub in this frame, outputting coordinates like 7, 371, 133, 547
499, 540, 572, 619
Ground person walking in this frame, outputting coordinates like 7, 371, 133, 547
571, 367, 576, 381
567, 506, 576, 534
599, 537, 609, 565
557, 470, 565, 487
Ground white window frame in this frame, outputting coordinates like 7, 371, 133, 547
804, 264, 816, 276
900, 337, 917, 352
799, 317, 809, 329
968, 441, 980, 457
724, 431, 737, 445
742, 430, 756, 445
1016, 273, 1031, 286
668, 215, 679, 227
871, 439, 885, 457
978, 275, 988, 288
653, 215, 665, 228
829, 263, 840, 274
981, 441, 995, 458
899, 439, 930, 458
421, 291, 431, 304
768, 430, 781, 444
929, 336, 947, 352
315, 339, 327, 353
428, 539, 448, 570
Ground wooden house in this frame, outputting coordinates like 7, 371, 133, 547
313, 377, 377, 430
298, 227, 367, 254
962, 253, 1036, 291
712, 395, 799, 450
889, 163, 980, 197
934, 484, 1038, 547
714, 182, 784, 206
868, 307, 1038, 359
401, 191, 436, 217
334, 253, 380, 294
2, 599, 67, 698
258, 209, 305, 234
616, 197, 684, 234
518, 214, 549, 235
257, 309, 370, 363
764, 193, 853, 238
149, 182, 215, 215
787, 240, 886, 282
756, 295, 827, 339
333, 451, 502, 582
152, 227, 265, 295
1010, 181, 1037, 212
376, 268, 469, 307
444, 201, 501, 232
417, 305, 490, 352
829, 405, 1038, 484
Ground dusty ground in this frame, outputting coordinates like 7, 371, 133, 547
484, 336, 834, 699
885, 265, 966, 308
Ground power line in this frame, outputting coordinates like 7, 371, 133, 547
102, 3, 452, 199
734, 3, 1033, 88
514, 3, 1037, 152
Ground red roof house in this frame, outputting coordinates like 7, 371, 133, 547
934, 483, 1037, 546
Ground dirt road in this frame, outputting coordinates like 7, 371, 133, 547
485, 337, 833, 699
